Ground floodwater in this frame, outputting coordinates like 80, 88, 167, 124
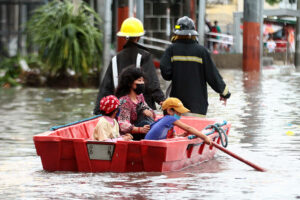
1, 68, 300, 199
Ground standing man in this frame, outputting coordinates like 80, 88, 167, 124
160, 16, 230, 116
94, 17, 165, 115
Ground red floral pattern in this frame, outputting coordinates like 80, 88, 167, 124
118, 94, 155, 133
100, 95, 120, 114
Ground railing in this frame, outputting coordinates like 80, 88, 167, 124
0, 0, 45, 56
141, 33, 234, 54
205, 32, 234, 54
142, 36, 171, 51
205, 32, 234, 45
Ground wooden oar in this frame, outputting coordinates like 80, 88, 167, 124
212, 141, 266, 172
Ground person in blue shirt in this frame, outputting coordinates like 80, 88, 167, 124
145, 97, 211, 145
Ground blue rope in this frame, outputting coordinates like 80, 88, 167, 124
50, 115, 102, 131
188, 120, 228, 147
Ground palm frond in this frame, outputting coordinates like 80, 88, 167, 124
26, 0, 103, 78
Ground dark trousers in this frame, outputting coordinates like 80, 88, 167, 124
133, 119, 154, 141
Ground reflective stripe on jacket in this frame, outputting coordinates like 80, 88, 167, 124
160, 39, 228, 115
94, 41, 165, 115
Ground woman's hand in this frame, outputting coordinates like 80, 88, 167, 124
139, 125, 150, 133
143, 109, 153, 118
122, 133, 133, 141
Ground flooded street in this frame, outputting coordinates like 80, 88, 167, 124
1, 68, 300, 199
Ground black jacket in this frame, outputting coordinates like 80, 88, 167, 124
94, 41, 165, 115
160, 39, 229, 115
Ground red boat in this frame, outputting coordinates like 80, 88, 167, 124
33, 116, 230, 172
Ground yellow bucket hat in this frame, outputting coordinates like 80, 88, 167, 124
162, 98, 190, 114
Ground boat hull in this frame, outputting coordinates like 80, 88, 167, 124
33, 116, 230, 172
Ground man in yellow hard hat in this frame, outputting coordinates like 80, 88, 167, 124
94, 17, 165, 115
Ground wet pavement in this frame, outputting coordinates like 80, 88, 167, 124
0, 68, 300, 199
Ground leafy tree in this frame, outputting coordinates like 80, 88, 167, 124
266, 0, 282, 5
27, 0, 102, 78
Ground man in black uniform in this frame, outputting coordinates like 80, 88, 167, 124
160, 16, 230, 116
94, 17, 165, 115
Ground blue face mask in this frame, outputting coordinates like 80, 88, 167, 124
116, 108, 120, 117
174, 114, 181, 120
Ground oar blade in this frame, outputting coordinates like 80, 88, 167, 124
213, 142, 266, 172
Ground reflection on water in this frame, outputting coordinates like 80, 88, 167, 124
1, 68, 300, 199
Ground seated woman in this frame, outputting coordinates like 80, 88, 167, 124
145, 97, 211, 145
93, 95, 133, 141
115, 66, 155, 140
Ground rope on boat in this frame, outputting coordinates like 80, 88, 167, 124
188, 120, 228, 147
50, 115, 102, 131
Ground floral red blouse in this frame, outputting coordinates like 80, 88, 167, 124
118, 94, 155, 133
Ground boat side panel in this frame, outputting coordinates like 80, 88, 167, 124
58, 139, 84, 171
34, 140, 61, 171
141, 145, 166, 172
110, 142, 128, 172
87, 142, 130, 172
125, 142, 144, 172
73, 140, 92, 172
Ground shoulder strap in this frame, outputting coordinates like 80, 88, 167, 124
136, 53, 142, 68
112, 56, 118, 89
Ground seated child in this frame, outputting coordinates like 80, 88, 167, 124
93, 95, 133, 142
145, 97, 211, 145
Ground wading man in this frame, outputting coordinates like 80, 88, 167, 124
94, 17, 165, 115
160, 16, 231, 116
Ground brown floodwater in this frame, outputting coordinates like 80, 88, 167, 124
1, 68, 300, 199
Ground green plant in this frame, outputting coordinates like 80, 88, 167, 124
266, 0, 282, 5
0, 55, 22, 87
26, 0, 102, 78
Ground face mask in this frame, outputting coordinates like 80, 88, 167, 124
134, 83, 145, 95
116, 108, 120, 117
174, 114, 181, 120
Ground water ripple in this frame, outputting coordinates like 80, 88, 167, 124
0, 69, 300, 199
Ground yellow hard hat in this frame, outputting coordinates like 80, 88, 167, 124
117, 17, 145, 37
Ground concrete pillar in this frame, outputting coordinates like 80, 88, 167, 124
117, 0, 129, 52
20, 4, 27, 55
136, 0, 144, 43
295, 0, 300, 70
136, 0, 144, 23
190, 0, 196, 22
243, 0, 262, 72
183, 0, 190, 16
197, 0, 206, 46
97, 0, 113, 82
233, 12, 242, 53
128, 0, 134, 17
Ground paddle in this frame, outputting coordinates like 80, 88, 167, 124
212, 141, 266, 172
